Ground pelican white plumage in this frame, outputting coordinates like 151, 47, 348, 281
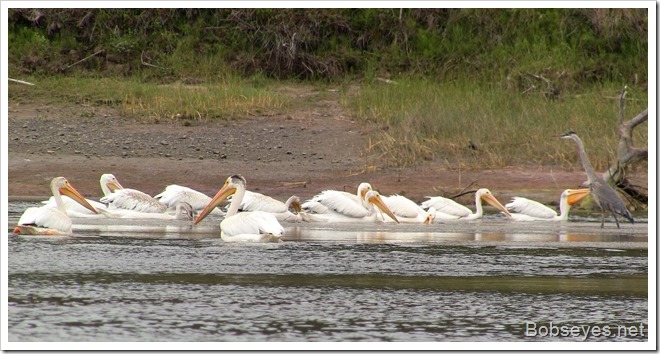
506, 189, 590, 221
421, 188, 511, 220
14, 177, 98, 235
43, 173, 121, 217
194, 175, 284, 242
99, 201, 196, 220
381, 195, 435, 224
301, 182, 373, 214
154, 184, 224, 216
237, 191, 303, 222
301, 190, 400, 223
302, 182, 373, 212
100, 175, 167, 213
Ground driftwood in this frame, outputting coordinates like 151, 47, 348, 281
602, 86, 648, 204
8, 78, 36, 86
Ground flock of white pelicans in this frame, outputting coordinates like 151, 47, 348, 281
13, 173, 591, 243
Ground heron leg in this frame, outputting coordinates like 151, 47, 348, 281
600, 212, 605, 228
613, 214, 620, 229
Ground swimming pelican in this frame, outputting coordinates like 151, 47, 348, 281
302, 182, 373, 212
561, 131, 634, 228
43, 173, 121, 217
154, 184, 224, 216
301, 182, 373, 214
421, 188, 511, 220
238, 191, 303, 222
194, 175, 284, 242
100, 175, 167, 213
302, 190, 400, 223
99, 201, 196, 220
13, 177, 98, 235
381, 195, 435, 224
506, 189, 590, 221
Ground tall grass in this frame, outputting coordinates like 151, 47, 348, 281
345, 78, 648, 169
9, 75, 288, 122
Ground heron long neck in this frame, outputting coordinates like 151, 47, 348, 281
571, 136, 598, 184
227, 185, 246, 218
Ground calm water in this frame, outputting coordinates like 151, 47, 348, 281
6, 201, 649, 345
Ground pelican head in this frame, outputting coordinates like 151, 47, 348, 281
195, 175, 246, 224
53, 177, 98, 214
175, 201, 196, 221
101, 173, 124, 192
289, 196, 302, 213
364, 190, 400, 224
563, 188, 590, 206
357, 182, 373, 199
476, 188, 511, 217
423, 207, 436, 225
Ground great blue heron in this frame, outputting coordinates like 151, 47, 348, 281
561, 131, 634, 228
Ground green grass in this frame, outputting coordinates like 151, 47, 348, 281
9, 75, 288, 122
343, 77, 649, 169
9, 73, 648, 170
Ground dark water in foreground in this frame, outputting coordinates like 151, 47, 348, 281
6, 202, 649, 345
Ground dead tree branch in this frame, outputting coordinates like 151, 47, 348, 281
63, 49, 104, 70
601, 86, 648, 204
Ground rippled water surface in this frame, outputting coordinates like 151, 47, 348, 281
6, 202, 649, 345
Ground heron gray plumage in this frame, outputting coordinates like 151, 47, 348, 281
561, 131, 634, 228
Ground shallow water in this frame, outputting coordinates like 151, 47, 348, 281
6, 202, 649, 344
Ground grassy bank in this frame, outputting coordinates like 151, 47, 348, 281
345, 78, 649, 170
8, 74, 648, 171
7, 8, 649, 169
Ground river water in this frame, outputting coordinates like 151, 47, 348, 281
6, 201, 649, 347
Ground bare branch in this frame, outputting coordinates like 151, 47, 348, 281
626, 108, 648, 130
64, 49, 104, 70
618, 85, 627, 125
141, 51, 163, 69
8, 78, 36, 86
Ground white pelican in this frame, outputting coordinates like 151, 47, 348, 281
238, 191, 303, 222
421, 188, 511, 220
301, 182, 372, 214
194, 175, 284, 243
43, 173, 121, 217
100, 176, 167, 213
98, 201, 196, 220
154, 184, 224, 216
302, 182, 373, 211
506, 188, 590, 221
381, 195, 435, 224
13, 177, 98, 235
301, 190, 400, 223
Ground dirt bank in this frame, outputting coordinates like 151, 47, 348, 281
7, 85, 646, 208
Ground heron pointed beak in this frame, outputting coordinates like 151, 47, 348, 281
195, 185, 236, 224
59, 185, 98, 214
567, 188, 590, 206
481, 193, 511, 217
368, 194, 399, 224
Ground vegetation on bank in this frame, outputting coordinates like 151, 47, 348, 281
7, 8, 649, 169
